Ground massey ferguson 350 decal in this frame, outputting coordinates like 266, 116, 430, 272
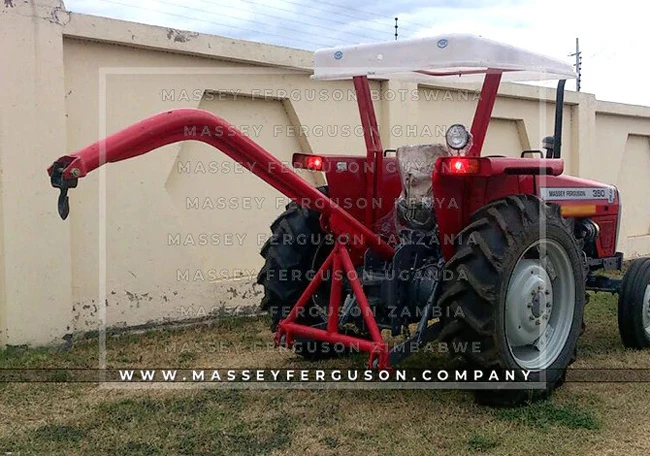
539, 186, 616, 203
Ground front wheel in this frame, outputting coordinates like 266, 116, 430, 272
618, 257, 650, 348
438, 195, 586, 406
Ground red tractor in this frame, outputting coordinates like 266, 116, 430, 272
47, 34, 650, 405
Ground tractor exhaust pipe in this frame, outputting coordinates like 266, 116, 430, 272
553, 79, 566, 159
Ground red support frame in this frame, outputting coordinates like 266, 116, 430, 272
275, 242, 390, 369
274, 77, 390, 367
353, 76, 384, 228
468, 70, 502, 157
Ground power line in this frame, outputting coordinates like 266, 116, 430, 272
233, 0, 420, 35
144, 0, 381, 45
195, 0, 388, 43
97, 0, 339, 48
296, 0, 421, 33
588, 32, 642, 61
588, 44, 609, 59
206, 0, 410, 37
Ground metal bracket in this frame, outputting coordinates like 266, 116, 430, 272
49, 160, 78, 220
587, 252, 624, 271
586, 274, 621, 294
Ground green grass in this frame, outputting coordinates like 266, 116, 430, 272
0, 291, 649, 455
495, 399, 600, 431
0, 390, 295, 455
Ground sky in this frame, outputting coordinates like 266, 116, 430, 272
64, 0, 648, 107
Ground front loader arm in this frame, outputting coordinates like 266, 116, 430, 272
47, 108, 394, 259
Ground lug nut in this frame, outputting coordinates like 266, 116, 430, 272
535, 320, 541, 326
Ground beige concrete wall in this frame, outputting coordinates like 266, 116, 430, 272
1, 0, 648, 346
592, 105, 650, 257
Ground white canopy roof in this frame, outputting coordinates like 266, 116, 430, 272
312, 33, 576, 82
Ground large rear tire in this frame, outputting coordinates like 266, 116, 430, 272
618, 257, 650, 348
438, 195, 586, 406
256, 187, 345, 360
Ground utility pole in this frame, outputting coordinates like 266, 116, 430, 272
569, 38, 582, 91
394, 17, 398, 40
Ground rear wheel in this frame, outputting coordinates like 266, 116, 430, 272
256, 187, 347, 360
618, 257, 650, 348
438, 195, 586, 406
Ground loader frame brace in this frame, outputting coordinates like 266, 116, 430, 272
275, 241, 390, 368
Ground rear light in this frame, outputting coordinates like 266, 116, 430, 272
292, 153, 324, 171
441, 157, 481, 175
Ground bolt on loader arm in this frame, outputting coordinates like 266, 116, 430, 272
46, 108, 394, 260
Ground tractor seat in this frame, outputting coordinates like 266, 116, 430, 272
395, 143, 451, 231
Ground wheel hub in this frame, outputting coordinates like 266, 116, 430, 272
531, 290, 546, 318
505, 239, 576, 371
505, 260, 553, 347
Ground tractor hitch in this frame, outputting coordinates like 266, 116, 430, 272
49, 159, 78, 220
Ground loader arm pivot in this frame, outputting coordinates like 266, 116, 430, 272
46, 108, 394, 260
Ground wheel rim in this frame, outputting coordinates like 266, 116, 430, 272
643, 284, 650, 339
505, 239, 575, 370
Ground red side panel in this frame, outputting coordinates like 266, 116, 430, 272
433, 173, 531, 259
323, 155, 401, 228
433, 157, 562, 260
536, 175, 620, 257
374, 157, 402, 223
321, 153, 619, 261
433, 174, 466, 257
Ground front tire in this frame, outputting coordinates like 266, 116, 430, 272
438, 195, 586, 406
618, 257, 650, 348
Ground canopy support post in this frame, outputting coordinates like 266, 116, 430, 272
469, 70, 502, 157
353, 76, 384, 228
